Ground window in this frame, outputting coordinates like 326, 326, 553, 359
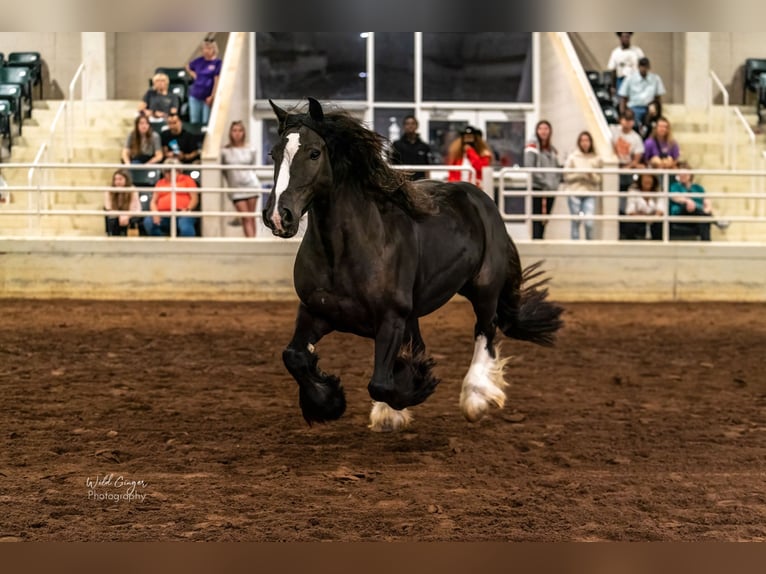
374, 33, 414, 102
422, 33, 533, 102
256, 33, 368, 101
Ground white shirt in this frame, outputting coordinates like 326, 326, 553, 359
618, 71, 666, 108
607, 45, 645, 79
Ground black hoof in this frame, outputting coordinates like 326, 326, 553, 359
299, 374, 346, 425
368, 349, 440, 410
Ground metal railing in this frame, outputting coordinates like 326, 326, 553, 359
708, 70, 730, 168
66, 62, 86, 162
1, 162, 765, 242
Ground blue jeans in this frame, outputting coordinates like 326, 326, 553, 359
630, 105, 649, 127
143, 215, 197, 237
568, 196, 596, 240
188, 96, 210, 125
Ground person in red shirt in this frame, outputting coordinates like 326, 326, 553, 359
446, 126, 492, 184
143, 160, 200, 237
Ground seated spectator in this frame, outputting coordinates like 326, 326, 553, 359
612, 108, 645, 193
161, 113, 201, 164
104, 169, 141, 237
643, 116, 680, 170
639, 101, 661, 140
121, 115, 163, 166
138, 73, 180, 123
618, 57, 665, 127
221, 120, 261, 238
143, 160, 199, 237
446, 125, 492, 184
623, 172, 664, 240
668, 162, 712, 241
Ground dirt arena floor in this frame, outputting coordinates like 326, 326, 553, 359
1, 298, 765, 542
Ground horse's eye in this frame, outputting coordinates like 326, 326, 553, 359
309, 150, 321, 160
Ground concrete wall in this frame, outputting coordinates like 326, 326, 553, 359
1, 239, 764, 302
0, 32, 81, 99
710, 32, 766, 104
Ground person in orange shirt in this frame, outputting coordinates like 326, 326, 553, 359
143, 160, 200, 237
446, 126, 492, 184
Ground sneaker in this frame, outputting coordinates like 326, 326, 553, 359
714, 220, 730, 230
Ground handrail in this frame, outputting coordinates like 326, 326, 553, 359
66, 62, 85, 162
731, 106, 757, 198
709, 70, 730, 168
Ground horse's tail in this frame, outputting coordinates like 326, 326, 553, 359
497, 257, 564, 347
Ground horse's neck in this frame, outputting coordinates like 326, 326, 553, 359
307, 187, 383, 254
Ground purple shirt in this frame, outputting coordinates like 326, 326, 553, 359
188, 56, 222, 100
643, 137, 679, 163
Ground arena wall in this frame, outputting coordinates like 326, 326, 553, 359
1, 239, 763, 302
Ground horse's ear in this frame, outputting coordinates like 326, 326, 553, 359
269, 99, 289, 130
307, 97, 324, 123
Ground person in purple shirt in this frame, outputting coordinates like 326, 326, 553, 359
185, 39, 222, 126
643, 116, 679, 170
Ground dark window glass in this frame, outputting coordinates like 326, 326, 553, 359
422, 33, 533, 102
373, 108, 416, 143
256, 33, 367, 101
374, 33, 414, 102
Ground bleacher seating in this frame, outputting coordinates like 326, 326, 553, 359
743, 58, 766, 104
7, 51, 42, 99
0, 66, 34, 119
0, 99, 12, 153
0, 84, 23, 135
584, 70, 619, 125
758, 73, 766, 124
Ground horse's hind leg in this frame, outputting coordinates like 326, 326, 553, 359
282, 303, 344, 425
369, 317, 438, 432
460, 287, 510, 423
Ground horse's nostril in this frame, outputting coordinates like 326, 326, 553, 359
281, 208, 294, 226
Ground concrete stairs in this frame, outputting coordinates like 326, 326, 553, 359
0, 100, 139, 236
663, 103, 766, 242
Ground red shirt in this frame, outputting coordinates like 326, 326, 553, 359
153, 173, 197, 211
447, 146, 491, 183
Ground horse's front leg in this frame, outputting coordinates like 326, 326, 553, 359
367, 314, 439, 432
282, 303, 343, 425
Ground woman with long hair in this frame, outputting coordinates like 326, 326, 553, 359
523, 120, 561, 239
624, 172, 664, 240
221, 120, 261, 237
563, 131, 603, 240
643, 116, 679, 170
104, 169, 141, 236
446, 126, 492, 184
121, 115, 163, 165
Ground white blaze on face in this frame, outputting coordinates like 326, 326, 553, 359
270, 132, 301, 231
459, 335, 509, 423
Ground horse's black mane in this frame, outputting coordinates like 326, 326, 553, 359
284, 106, 437, 218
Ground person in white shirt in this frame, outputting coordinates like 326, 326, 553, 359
607, 33, 645, 94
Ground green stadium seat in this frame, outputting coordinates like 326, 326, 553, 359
0, 84, 23, 135
7, 52, 42, 98
0, 99, 12, 153
0, 66, 33, 118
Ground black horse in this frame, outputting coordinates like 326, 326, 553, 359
263, 98, 563, 431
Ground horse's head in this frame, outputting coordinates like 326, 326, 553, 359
262, 97, 332, 238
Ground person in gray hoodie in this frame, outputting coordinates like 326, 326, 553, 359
524, 120, 562, 239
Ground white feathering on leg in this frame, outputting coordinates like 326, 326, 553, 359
460, 336, 510, 423
368, 401, 413, 432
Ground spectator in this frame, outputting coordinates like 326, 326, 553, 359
612, 108, 645, 192
623, 172, 664, 240
446, 125, 492, 184
121, 115, 163, 166
143, 160, 199, 237
668, 162, 712, 241
138, 72, 180, 123
639, 101, 661, 141
221, 120, 261, 238
104, 169, 141, 237
161, 113, 201, 164
524, 120, 562, 240
607, 33, 645, 94
186, 38, 222, 126
389, 115, 431, 180
618, 57, 665, 127
563, 131, 603, 240
643, 116, 680, 170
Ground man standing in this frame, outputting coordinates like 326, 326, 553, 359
618, 57, 665, 127
389, 115, 431, 180
607, 33, 645, 94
